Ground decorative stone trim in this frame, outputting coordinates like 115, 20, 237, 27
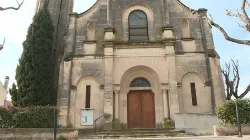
205, 80, 212, 86
104, 28, 115, 41
104, 27, 115, 33
69, 12, 78, 17
64, 52, 74, 62
73, 54, 104, 58
83, 40, 96, 44
177, 83, 182, 87
181, 37, 194, 41
206, 49, 217, 58
102, 41, 115, 48
175, 0, 198, 15
115, 41, 165, 46
198, 8, 208, 13
161, 83, 169, 90
162, 26, 174, 31
113, 84, 120, 91
100, 85, 104, 89
71, 85, 77, 91
175, 51, 206, 55
163, 38, 176, 46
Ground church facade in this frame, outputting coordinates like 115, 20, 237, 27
36, 0, 226, 130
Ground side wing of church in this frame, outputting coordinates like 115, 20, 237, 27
36, 0, 226, 130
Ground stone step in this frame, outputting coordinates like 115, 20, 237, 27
78, 129, 189, 139
95, 130, 183, 135
97, 128, 174, 132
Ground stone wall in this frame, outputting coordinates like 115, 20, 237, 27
0, 128, 93, 140
175, 113, 220, 135
214, 124, 250, 136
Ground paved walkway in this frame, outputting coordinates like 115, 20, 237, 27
80, 135, 250, 140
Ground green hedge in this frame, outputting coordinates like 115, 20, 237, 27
216, 99, 250, 124
0, 106, 57, 128
0, 107, 18, 128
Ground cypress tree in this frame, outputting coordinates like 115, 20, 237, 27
9, 83, 19, 106
13, 1, 55, 106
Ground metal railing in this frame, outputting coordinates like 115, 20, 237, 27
94, 114, 105, 132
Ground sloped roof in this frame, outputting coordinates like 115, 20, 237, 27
77, 0, 101, 17
176, 0, 198, 14
76, 0, 199, 18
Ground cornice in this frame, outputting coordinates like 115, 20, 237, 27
77, 0, 102, 18
175, 0, 198, 15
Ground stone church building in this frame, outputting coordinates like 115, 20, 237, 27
36, 0, 226, 130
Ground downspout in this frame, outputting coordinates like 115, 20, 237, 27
107, 0, 110, 26
198, 14, 216, 114
67, 14, 77, 126
161, 0, 166, 26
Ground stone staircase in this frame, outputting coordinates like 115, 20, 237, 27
78, 128, 191, 139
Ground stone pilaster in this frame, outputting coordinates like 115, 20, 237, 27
162, 26, 179, 119
177, 83, 184, 113
103, 27, 115, 129
198, 9, 226, 110
162, 89, 170, 119
57, 14, 76, 127
114, 90, 119, 119
58, 61, 71, 127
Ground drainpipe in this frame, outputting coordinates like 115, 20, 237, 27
198, 9, 216, 114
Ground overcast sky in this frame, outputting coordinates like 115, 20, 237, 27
0, 0, 250, 99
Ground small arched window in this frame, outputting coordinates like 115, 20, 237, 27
130, 77, 151, 87
129, 10, 148, 41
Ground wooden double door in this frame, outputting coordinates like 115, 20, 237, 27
127, 90, 156, 128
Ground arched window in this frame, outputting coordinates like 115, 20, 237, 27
129, 10, 148, 41
181, 19, 191, 38
130, 77, 151, 87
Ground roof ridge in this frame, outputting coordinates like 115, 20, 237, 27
76, 0, 102, 17
175, 0, 198, 14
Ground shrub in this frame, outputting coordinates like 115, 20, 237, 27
58, 135, 67, 140
216, 99, 250, 124
0, 106, 57, 128
0, 107, 18, 128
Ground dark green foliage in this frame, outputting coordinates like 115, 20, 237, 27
58, 135, 67, 140
0, 106, 57, 128
216, 99, 250, 124
9, 83, 18, 106
0, 107, 18, 128
13, 1, 56, 106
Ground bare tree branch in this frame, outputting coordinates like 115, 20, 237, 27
207, 0, 250, 46
207, 16, 250, 46
221, 62, 234, 100
231, 60, 240, 97
0, 38, 5, 51
0, 0, 24, 11
221, 59, 250, 100
239, 84, 250, 98
246, 1, 250, 8
0, 0, 24, 51
241, 0, 250, 30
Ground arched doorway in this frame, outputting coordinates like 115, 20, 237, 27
127, 78, 156, 128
